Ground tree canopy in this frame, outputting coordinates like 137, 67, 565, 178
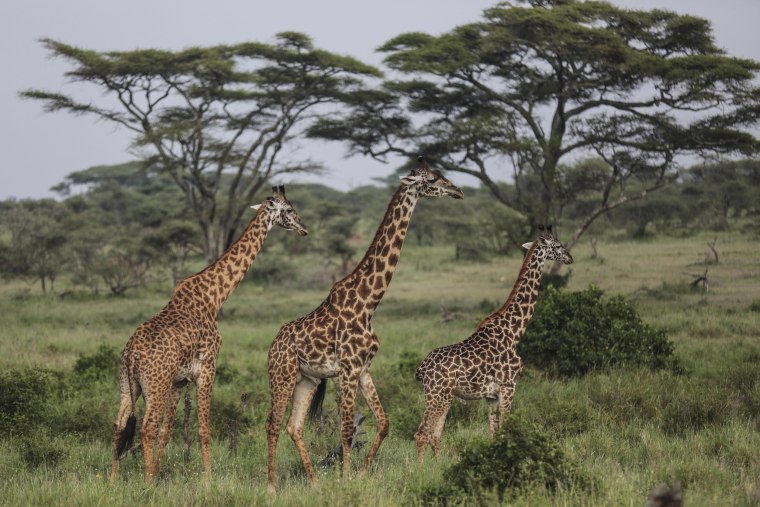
22, 33, 381, 263
308, 0, 760, 255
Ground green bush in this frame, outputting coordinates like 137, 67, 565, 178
414, 417, 586, 505
519, 286, 681, 377
541, 270, 571, 289
72, 344, 119, 383
210, 393, 254, 443
0, 368, 57, 437
18, 436, 65, 469
376, 352, 424, 440
395, 351, 422, 378
54, 389, 115, 442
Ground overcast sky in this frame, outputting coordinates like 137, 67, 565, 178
2, 0, 759, 200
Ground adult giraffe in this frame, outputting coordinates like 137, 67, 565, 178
414, 225, 573, 461
110, 186, 308, 483
265, 157, 463, 492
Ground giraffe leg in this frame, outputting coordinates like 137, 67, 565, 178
496, 357, 522, 433
497, 382, 517, 432
337, 369, 361, 478
140, 381, 170, 483
196, 364, 216, 478
487, 397, 500, 437
266, 337, 298, 494
152, 384, 183, 472
415, 378, 454, 462
285, 377, 320, 486
429, 393, 453, 459
358, 370, 388, 473
413, 412, 429, 464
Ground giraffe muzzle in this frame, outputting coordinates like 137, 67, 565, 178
448, 186, 464, 199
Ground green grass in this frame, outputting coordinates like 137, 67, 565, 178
0, 230, 759, 505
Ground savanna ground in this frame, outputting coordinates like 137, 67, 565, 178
0, 229, 759, 506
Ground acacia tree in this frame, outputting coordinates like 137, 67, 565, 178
22, 33, 381, 263
309, 0, 760, 262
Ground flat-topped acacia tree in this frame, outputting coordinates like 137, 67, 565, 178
22, 32, 381, 264
309, 0, 760, 260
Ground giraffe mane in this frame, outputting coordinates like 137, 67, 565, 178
476, 239, 539, 329
333, 186, 406, 287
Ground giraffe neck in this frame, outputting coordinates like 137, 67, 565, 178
334, 184, 419, 314
180, 209, 271, 312
479, 241, 546, 341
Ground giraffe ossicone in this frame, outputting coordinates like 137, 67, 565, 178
414, 226, 573, 462
264, 157, 463, 493
110, 186, 308, 483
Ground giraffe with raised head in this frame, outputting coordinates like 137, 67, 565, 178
110, 186, 308, 483
414, 225, 573, 461
264, 157, 463, 492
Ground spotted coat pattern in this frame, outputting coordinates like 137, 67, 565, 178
265, 159, 463, 492
110, 187, 307, 483
414, 228, 573, 461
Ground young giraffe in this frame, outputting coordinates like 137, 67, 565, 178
110, 186, 308, 483
265, 158, 463, 492
414, 225, 573, 461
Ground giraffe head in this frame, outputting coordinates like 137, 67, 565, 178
522, 225, 573, 264
251, 185, 309, 236
400, 156, 464, 199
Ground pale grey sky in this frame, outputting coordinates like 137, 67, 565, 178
2, 0, 759, 200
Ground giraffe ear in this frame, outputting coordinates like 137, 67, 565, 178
400, 173, 422, 185
250, 204, 262, 211
521, 242, 533, 250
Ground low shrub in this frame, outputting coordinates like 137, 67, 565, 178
214, 362, 239, 385
210, 393, 255, 444
541, 269, 572, 289
413, 417, 586, 505
378, 352, 424, 439
17, 436, 65, 469
54, 390, 115, 442
72, 344, 119, 384
0, 368, 57, 437
395, 351, 422, 378
519, 286, 681, 377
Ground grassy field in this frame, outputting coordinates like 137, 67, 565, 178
0, 230, 758, 506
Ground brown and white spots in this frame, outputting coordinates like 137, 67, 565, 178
110, 186, 307, 484
265, 157, 463, 493
414, 226, 573, 462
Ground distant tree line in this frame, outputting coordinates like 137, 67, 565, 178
18, 0, 760, 280
1, 158, 757, 294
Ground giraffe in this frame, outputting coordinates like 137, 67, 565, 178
110, 186, 308, 483
264, 157, 463, 492
414, 225, 573, 461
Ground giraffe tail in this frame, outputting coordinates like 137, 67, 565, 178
116, 352, 139, 459
307, 379, 327, 422
116, 414, 137, 459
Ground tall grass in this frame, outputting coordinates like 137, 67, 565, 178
0, 231, 758, 505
